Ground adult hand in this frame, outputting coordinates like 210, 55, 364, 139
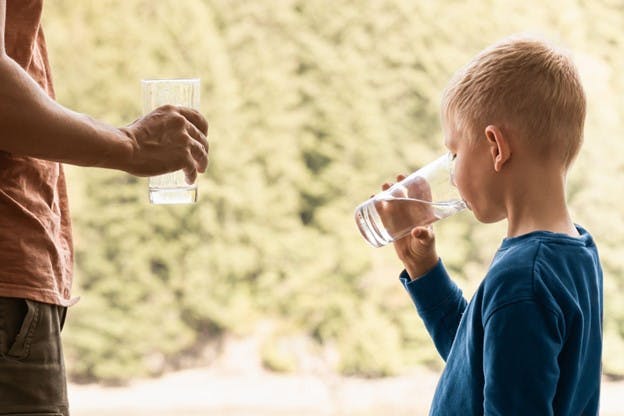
120, 105, 209, 184
379, 174, 439, 280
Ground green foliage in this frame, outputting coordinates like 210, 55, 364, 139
260, 331, 300, 374
42, 0, 624, 383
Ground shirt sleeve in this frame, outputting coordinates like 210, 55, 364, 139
483, 300, 563, 416
399, 259, 467, 361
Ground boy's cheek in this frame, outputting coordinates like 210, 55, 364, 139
453, 174, 469, 200
455, 180, 474, 211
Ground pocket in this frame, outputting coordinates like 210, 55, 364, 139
0, 413, 63, 416
0, 298, 40, 360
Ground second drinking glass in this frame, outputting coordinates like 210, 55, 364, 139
142, 78, 200, 205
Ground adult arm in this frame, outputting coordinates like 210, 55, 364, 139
0, 1, 208, 181
0, 1, 4, 54
483, 300, 562, 415
400, 260, 467, 360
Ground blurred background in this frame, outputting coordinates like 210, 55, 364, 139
42, 0, 623, 414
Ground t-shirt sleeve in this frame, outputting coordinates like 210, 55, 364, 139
483, 299, 563, 416
399, 259, 467, 361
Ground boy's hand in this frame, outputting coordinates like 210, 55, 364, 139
381, 175, 439, 280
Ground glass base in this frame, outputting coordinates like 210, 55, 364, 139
355, 202, 392, 248
149, 186, 197, 205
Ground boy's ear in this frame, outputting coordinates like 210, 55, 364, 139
484, 125, 511, 172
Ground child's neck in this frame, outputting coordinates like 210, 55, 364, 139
504, 169, 579, 239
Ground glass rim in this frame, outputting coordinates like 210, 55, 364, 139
141, 78, 200, 84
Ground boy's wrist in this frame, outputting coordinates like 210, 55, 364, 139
404, 255, 440, 281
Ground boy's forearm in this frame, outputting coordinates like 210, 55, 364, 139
0, 54, 133, 170
400, 260, 467, 360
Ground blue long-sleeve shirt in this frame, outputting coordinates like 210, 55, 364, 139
401, 225, 603, 415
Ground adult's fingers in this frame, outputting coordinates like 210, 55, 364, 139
181, 116, 209, 173
177, 106, 208, 135
183, 164, 198, 185
184, 119, 209, 156
188, 138, 208, 173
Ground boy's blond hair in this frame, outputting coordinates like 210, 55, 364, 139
442, 35, 586, 169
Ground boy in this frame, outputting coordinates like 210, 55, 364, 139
385, 36, 603, 415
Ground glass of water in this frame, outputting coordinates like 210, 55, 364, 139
354, 153, 467, 247
142, 78, 200, 205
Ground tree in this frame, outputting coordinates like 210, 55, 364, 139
43, 0, 624, 383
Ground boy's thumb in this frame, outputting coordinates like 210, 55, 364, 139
411, 226, 430, 240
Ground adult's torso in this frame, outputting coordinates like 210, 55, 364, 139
0, 0, 74, 306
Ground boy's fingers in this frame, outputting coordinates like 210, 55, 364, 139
381, 182, 392, 191
407, 177, 433, 201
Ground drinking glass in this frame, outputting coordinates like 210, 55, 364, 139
354, 153, 467, 247
142, 78, 200, 204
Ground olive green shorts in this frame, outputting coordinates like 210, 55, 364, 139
0, 297, 69, 416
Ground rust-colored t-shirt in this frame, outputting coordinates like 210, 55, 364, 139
0, 0, 75, 306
